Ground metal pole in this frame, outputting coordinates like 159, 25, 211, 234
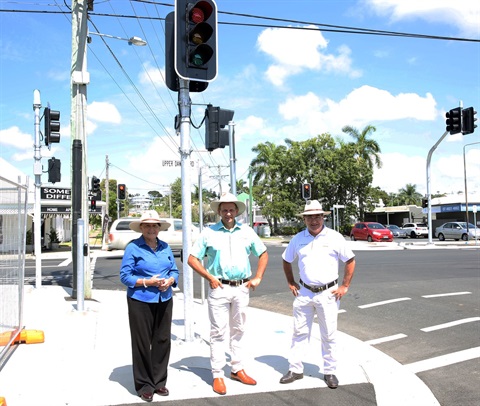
77, 219, 85, 311
71, 0, 90, 298
178, 78, 194, 342
228, 121, 237, 195
426, 131, 449, 244
248, 167, 253, 227
32, 90, 42, 288
198, 165, 205, 304
102, 155, 110, 249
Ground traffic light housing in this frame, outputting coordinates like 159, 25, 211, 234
165, 12, 208, 92
90, 199, 97, 210
445, 107, 462, 134
205, 105, 234, 151
175, 0, 218, 82
422, 197, 428, 208
302, 183, 312, 200
119, 201, 125, 213
462, 106, 477, 135
44, 107, 61, 146
47, 157, 61, 183
118, 184, 126, 200
91, 176, 100, 193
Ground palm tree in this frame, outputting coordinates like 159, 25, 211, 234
397, 184, 422, 205
342, 125, 382, 169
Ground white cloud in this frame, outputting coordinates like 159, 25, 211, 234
364, 0, 480, 38
0, 126, 33, 149
88, 101, 122, 124
277, 85, 438, 137
257, 26, 361, 86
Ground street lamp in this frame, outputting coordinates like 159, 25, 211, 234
463, 141, 480, 238
88, 32, 147, 46
70, 0, 147, 300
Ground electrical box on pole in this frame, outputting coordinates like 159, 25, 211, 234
175, 0, 218, 82
47, 157, 61, 183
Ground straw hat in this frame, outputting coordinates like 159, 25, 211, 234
298, 200, 331, 216
129, 210, 171, 233
210, 192, 246, 216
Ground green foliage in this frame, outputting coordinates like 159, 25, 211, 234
26, 229, 33, 244
48, 228, 59, 243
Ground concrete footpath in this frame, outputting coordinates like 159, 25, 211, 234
0, 280, 441, 406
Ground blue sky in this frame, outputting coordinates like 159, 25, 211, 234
1, 0, 479, 201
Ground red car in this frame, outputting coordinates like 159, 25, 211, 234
350, 222, 393, 242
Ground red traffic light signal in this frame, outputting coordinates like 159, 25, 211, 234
445, 107, 462, 134
118, 184, 126, 200
175, 0, 218, 82
302, 183, 312, 200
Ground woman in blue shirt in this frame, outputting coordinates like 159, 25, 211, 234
120, 211, 179, 403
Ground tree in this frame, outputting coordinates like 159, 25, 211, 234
397, 183, 422, 205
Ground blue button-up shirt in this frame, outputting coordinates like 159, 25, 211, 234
190, 221, 267, 280
120, 236, 179, 303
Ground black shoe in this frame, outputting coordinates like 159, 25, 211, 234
280, 370, 303, 384
140, 392, 153, 402
324, 374, 339, 389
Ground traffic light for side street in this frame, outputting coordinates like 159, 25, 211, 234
44, 107, 61, 146
117, 184, 126, 200
47, 157, 61, 183
205, 104, 234, 151
462, 107, 477, 135
302, 183, 312, 200
175, 0, 218, 82
445, 107, 462, 134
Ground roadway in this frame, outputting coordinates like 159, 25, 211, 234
24, 240, 480, 406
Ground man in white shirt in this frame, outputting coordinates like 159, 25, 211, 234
280, 200, 356, 389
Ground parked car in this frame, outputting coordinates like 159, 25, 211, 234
435, 222, 479, 241
402, 222, 428, 238
107, 217, 199, 252
385, 224, 408, 238
350, 222, 393, 242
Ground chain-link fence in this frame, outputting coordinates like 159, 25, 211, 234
0, 175, 28, 368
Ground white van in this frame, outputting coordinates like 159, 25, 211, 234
107, 217, 199, 252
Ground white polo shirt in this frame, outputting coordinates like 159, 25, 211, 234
282, 226, 354, 286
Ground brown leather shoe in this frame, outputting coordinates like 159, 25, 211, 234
213, 378, 227, 395
155, 387, 169, 396
140, 392, 153, 402
324, 374, 339, 389
231, 369, 257, 385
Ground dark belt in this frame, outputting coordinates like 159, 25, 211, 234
299, 279, 338, 293
219, 278, 250, 287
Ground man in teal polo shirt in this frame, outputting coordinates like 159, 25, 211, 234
188, 192, 269, 396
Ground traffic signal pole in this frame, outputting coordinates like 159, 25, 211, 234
178, 78, 195, 342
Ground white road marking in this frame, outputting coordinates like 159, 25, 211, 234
405, 347, 480, 374
421, 317, 480, 332
59, 258, 72, 266
422, 292, 471, 298
358, 297, 411, 309
365, 333, 408, 345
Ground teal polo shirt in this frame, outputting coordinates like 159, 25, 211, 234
190, 221, 267, 280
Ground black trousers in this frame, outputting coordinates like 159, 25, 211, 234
127, 296, 173, 395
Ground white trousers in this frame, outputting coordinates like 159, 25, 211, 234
207, 284, 250, 378
288, 286, 340, 375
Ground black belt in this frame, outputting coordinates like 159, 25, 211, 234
299, 279, 338, 293
219, 278, 250, 287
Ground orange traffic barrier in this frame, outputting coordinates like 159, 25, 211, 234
0, 329, 44, 346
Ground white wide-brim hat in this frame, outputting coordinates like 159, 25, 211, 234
210, 192, 246, 216
129, 210, 171, 233
298, 200, 331, 216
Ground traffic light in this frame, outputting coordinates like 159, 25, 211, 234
165, 12, 208, 92
175, 0, 218, 82
302, 183, 312, 200
119, 201, 125, 213
422, 197, 428, 208
205, 104, 234, 151
90, 199, 97, 211
44, 107, 61, 146
91, 176, 100, 193
47, 157, 61, 183
462, 106, 477, 135
445, 107, 462, 134
118, 184, 126, 200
